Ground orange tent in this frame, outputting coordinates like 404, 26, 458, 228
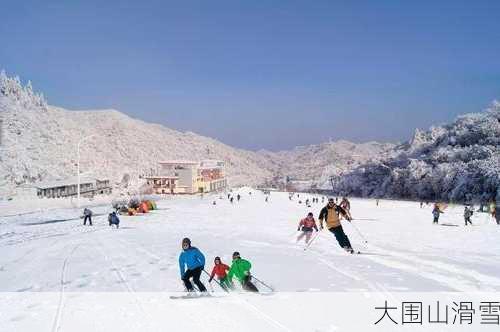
138, 201, 149, 213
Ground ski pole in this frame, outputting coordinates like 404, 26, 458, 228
251, 275, 274, 292
181, 279, 200, 293
348, 221, 368, 244
203, 269, 229, 293
303, 231, 320, 251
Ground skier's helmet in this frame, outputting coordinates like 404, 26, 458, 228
307, 212, 314, 217
182, 237, 191, 249
232, 251, 240, 259
214, 256, 221, 264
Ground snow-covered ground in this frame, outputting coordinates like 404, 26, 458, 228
1, 189, 499, 331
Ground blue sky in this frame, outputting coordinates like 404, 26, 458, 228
1, 0, 499, 150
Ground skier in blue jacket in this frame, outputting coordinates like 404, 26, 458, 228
178, 237, 207, 292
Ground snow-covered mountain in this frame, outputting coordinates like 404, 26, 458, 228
258, 140, 394, 188
0, 71, 281, 197
1, 71, 497, 203
332, 102, 500, 202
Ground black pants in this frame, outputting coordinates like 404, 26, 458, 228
83, 215, 92, 225
433, 216, 439, 224
465, 217, 472, 225
182, 267, 207, 292
242, 275, 259, 292
329, 225, 352, 249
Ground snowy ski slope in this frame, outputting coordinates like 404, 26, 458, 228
0, 189, 499, 331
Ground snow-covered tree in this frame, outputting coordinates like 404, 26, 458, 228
330, 102, 500, 203
0, 70, 47, 110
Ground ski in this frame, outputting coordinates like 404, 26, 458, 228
169, 293, 212, 300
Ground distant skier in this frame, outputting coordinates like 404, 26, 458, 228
464, 206, 473, 226
490, 201, 500, 225
230, 197, 234, 204
493, 202, 500, 225
227, 193, 231, 199
178, 238, 207, 293
108, 211, 120, 228
208, 256, 233, 291
340, 197, 352, 219
237, 194, 241, 202
297, 212, 318, 244
420, 202, 424, 208
227, 252, 258, 292
265, 196, 269, 203
432, 204, 443, 224
212, 200, 217, 205
376, 199, 379, 206
83, 208, 93, 226
319, 198, 354, 253
340, 197, 351, 210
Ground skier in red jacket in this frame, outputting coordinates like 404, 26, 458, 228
208, 256, 233, 291
297, 212, 319, 243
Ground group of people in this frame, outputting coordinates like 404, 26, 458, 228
432, 203, 499, 226
179, 237, 259, 294
226, 193, 242, 204
81, 208, 120, 228
295, 197, 355, 253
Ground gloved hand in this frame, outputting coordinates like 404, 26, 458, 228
209, 277, 213, 283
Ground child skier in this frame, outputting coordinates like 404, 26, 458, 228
318, 198, 354, 253
227, 252, 258, 292
108, 211, 120, 228
297, 212, 318, 244
208, 257, 233, 291
178, 238, 207, 293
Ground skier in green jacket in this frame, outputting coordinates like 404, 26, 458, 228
227, 251, 259, 292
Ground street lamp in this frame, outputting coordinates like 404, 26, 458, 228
77, 134, 95, 208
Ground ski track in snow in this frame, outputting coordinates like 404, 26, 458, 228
51, 243, 80, 332
359, 242, 500, 292
94, 236, 160, 331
